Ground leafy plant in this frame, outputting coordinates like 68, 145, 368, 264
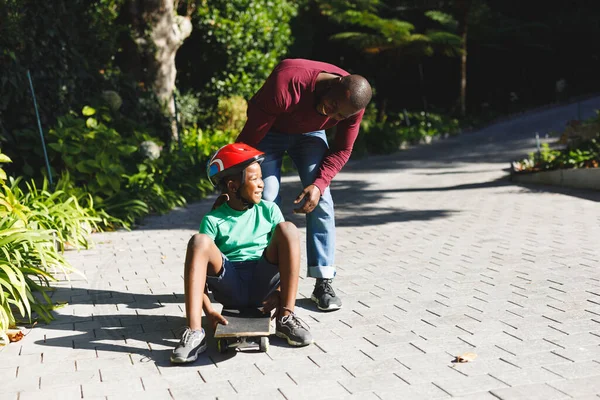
47, 106, 139, 198
0, 0, 124, 135
512, 112, 600, 173
214, 96, 248, 132
178, 0, 297, 105
9, 177, 101, 250
0, 149, 78, 341
360, 110, 460, 154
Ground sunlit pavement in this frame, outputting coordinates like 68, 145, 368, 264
2, 97, 600, 399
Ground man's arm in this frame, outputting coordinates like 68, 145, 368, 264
312, 109, 364, 193
235, 105, 277, 146
235, 75, 288, 146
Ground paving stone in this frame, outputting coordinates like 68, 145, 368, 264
107, 390, 174, 400
374, 382, 451, 399
433, 374, 509, 397
490, 382, 572, 399
4, 99, 600, 399
168, 380, 237, 399
543, 361, 600, 379
19, 385, 82, 400
39, 370, 99, 389
453, 392, 501, 400
548, 376, 600, 397
81, 377, 144, 397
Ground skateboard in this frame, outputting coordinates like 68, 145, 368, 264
214, 308, 271, 353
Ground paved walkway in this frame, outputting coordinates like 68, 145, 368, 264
2, 98, 600, 400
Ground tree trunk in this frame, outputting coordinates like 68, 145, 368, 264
376, 97, 388, 123
456, 0, 472, 117
128, 0, 193, 141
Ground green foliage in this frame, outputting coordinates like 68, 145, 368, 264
42, 103, 239, 229
513, 111, 600, 172
324, 1, 461, 57
174, 90, 201, 130
513, 137, 600, 173
0, 149, 83, 339
359, 110, 460, 155
188, 0, 297, 102
424, 10, 458, 31
0, 0, 124, 133
9, 177, 101, 251
47, 106, 139, 198
514, 140, 600, 173
215, 96, 248, 132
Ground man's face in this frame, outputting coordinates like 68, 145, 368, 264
316, 84, 360, 121
240, 162, 264, 204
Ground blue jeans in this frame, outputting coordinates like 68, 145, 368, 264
256, 130, 336, 279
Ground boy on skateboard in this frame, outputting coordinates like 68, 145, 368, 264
171, 143, 312, 364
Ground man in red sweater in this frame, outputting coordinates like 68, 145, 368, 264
236, 58, 372, 311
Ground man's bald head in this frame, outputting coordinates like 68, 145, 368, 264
316, 73, 372, 120
339, 75, 372, 110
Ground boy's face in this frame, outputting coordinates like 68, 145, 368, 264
240, 162, 264, 204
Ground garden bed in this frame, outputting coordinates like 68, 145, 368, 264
511, 167, 600, 191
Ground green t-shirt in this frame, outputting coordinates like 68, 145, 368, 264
199, 200, 285, 262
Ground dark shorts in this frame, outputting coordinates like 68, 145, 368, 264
206, 254, 280, 308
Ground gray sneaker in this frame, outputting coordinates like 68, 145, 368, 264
276, 312, 313, 346
171, 328, 207, 364
311, 278, 342, 311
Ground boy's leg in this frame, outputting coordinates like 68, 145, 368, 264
172, 234, 222, 364
261, 222, 312, 346
184, 234, 223, 330
263, 222, 301, 316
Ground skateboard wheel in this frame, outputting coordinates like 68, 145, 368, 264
259, 336, 269, 352
217, 339, 228, 353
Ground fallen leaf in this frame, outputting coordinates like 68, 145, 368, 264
7, 329, 24, 342
454, 352, 477, 363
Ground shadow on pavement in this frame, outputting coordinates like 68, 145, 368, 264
512, 182, 600, 203
36, 287, 255, 368
277, 178, 458, 228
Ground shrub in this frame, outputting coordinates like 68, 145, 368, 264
360, 110, 460, 155
0, 0, 123, 134
0, 150, 82, 342
47, 105, 140, 198
9, 177, 101, 250
512, 111, 600, 172
179, 0, 297, 105
215, 96, 248, 132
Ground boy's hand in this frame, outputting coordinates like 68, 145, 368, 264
262, 290, 281, 319
294, 184, 321, 214
212, 193, 229, 211
206, 309, 228, 332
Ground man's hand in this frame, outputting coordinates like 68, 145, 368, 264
293, 184, 321, 214
261, 290, 281, 319
211, 193, 229, 211
205, 309, 228, 332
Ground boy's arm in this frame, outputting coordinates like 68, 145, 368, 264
203, 286, 228, 330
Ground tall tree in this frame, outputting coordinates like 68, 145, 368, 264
125, 0, 195, 140
455, 0, 471, 117
321, 0, 461, 120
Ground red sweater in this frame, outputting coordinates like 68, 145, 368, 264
236, 59, 364, 193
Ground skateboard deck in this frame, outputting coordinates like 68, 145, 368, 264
214, 308, 271, 338
214, 308, 271, 353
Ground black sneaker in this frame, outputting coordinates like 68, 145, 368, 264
170, 328, 207, 363
311, 278, 342, 311
276, 311, 312, 346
